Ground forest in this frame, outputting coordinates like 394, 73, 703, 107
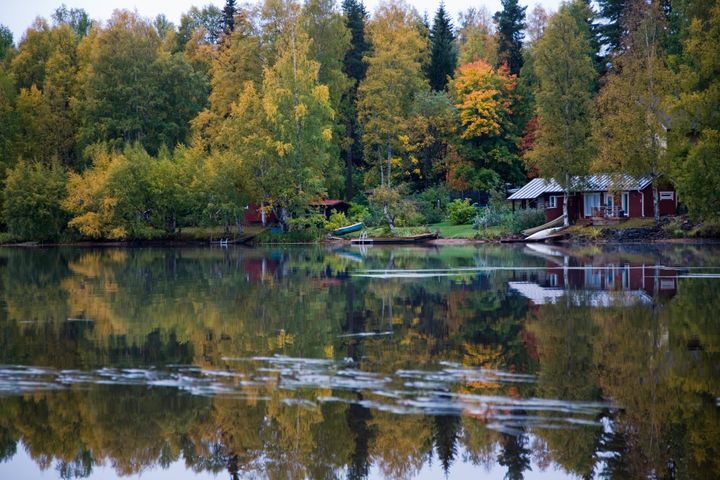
0, 0, 718, 241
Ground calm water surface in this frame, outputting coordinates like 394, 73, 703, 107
0, 243, 718, 479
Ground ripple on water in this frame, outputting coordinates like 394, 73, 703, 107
0, 359, 613, 433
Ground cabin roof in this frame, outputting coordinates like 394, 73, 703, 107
310, 199, 349, 207
507, 174, 654, 200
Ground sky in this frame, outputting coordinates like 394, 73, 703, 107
2, 0, 563, 44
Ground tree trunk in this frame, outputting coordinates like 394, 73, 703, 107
383, 204, 395, 231
235, 216, 244, 235
345, 121, 353, 201
386, 133, 392, 188
563, 173, 570, 227
652, 181, 660, 222
279, 207, 290, 233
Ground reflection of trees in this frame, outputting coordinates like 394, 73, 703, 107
0, 246, 718, 478
527, 304, 602, 477
497, 432, 531, 480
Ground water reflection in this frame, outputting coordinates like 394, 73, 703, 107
0, 244, 717, 479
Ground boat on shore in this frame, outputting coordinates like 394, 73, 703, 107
333, 222, 364, 236
351, 232, 439, 244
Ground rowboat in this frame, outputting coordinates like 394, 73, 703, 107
525, 226, 565, 242
333, 222, 364, 236
351, 232, 438, 244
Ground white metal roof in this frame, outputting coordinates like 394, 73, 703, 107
507, 174, 654, 200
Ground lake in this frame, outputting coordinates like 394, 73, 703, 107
0, 243, 718, 479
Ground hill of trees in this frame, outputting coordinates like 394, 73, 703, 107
0, 0, 717, 241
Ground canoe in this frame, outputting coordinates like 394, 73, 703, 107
351, 232, 438, 244
525, 226, 564, 242
521, 214, 566, 237
333, 222, 364, 236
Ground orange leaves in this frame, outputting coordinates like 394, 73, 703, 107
451, 60, 516, 140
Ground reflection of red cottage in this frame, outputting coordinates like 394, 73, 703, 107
507, 175, 677, 223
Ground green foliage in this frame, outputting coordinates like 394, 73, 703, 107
415, 185, 449, 224
670, 0, 720, 221
62, 144, 195, 239
369, 184, 418, 230
526, 0, 596, 225
493, 0, 526, 75
324, 210, 350, 231
509, 208, 546, 233
3, 160, 68, 241
447, 198, 477, 225
428, 4, 457, 91
75, 11, 208, 155
0, 25, 13, 60
358, 0, 429, 186
345, 203, 368, 222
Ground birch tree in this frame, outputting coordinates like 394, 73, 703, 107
526, 1, 596, 226
593, 0, 672, 222
357, 0, 428, 229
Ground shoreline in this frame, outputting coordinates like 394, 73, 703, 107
3, 236, 720, 248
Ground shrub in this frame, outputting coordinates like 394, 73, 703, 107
347, 204, 371, 224
369, 185, 418, 229
3, 160, 68, 241
415, 185, 449, 224
474, 206, 510, 230
325, 210, 350, 231
509, 209, 546, 234
447, 198, 477, 225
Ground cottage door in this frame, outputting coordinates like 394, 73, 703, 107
583, 193, 601, 217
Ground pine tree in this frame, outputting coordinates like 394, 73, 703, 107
223, 0, 237, 34
493, 0, 526, 75
428, 3, 457, 91
526, 1, 597, 226
597, 0, 628, 54
341, 0, 370, 199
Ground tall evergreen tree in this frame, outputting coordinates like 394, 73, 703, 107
597, 0, 628, 55
493, 0, 526, 75
340, 0, 370, 200
223, 0, 237, 34
428, 3, 457, 91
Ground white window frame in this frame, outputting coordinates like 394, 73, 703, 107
621, 192, 630, 215
660, 191, 674, 201
547, 195, 557, 208
605, 193, 614, 209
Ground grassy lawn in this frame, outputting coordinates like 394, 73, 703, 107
428, 222, 510, 240
178, 225, 266, 241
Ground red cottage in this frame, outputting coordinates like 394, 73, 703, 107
507, 174, 677, 223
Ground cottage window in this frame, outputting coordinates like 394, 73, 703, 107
660, 191, 674, 200
621, 192, 630, 216
547, 196, 557, 208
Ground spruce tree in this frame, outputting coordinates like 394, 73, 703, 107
428, 3, 457, 91
341, 0, 370, 200
493, 0, 526, 75
597, 0, 628, 54
223, 0, 237, 34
